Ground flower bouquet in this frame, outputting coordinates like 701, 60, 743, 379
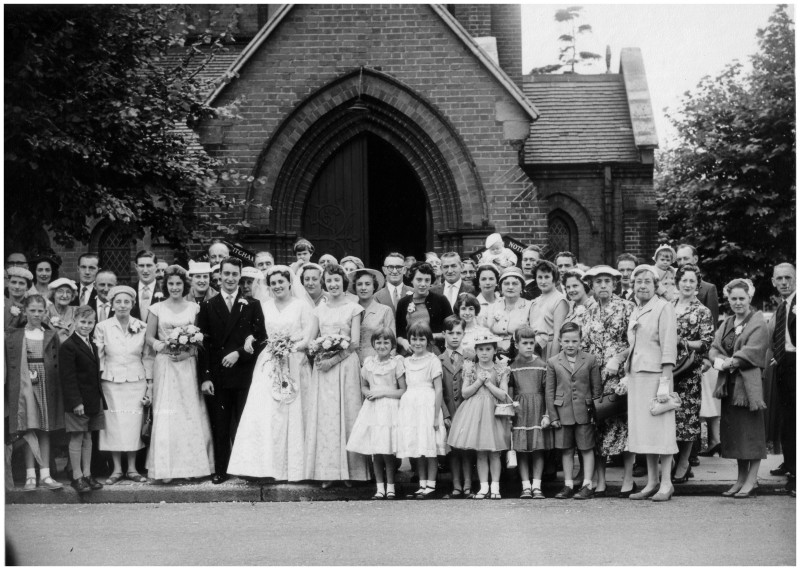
263, 331, 299, 404
307, 333, 351, 362
263, 331, 295, 361
165, 325, 204, 355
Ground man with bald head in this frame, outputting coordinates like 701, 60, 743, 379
771, 262, 796, 496
208, 241, 230, 267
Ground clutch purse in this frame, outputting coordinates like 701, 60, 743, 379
649, 392, 682, 416
505, 450, 517, 469
140, 404, 153, 444
495, 394, 516, 417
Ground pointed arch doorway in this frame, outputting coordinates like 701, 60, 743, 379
301, 133, 431, 266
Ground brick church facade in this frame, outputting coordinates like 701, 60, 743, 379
50, 4, 658, 280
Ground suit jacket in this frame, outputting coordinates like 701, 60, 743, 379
771, 293, 796, 363
431, 280, 476, 312
59, 333, 104, 415
440, 350, 465, 420
196, 290, 266, 390
697, 280, 720, 328
94, 316, 154, 382
374, 283, 412, 312
620, 295, 678, 374
130, 281, 163, 322
395, 291, 454, 340
545, 351, 602, 425
70, 283, 98, 308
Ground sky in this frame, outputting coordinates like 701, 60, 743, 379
520, 3, 790, 146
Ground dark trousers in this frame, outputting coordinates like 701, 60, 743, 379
206, 385, 250, 475
777, 353, 796, 473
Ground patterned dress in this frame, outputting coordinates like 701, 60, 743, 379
582, 295, 634, 457
564, 297, 597, 328
672, 298, 714, 441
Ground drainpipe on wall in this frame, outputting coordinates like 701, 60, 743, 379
603, 165, 614, 264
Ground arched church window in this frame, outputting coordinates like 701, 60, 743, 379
548, 212, 578, 260
98, 226, 134, 283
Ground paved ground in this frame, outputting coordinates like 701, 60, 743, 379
6, 497, 795, 565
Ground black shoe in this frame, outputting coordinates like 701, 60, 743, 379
617, 483, 639, 499
688, 456, 700, 467
555, 486, 575, 499
771, 463, 788, 476
212, 474, 230, 485
698, 443, 721, 457
84, 476, 104, 490
632, 465, 647, 478
786, 474, 796, 493
71, 478, 91, 494
673, 466, 694, 484
574, 485, 594, 500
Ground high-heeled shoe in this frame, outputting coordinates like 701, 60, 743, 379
629, 486, 658, 500
650, 486, 675, 502
698, 443, 721, 457
734, 487, 758, 499
672, 466, 694, 484
617, 482, 638, 499
722, 487, 742, 497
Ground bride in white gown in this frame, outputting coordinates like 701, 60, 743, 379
228, 266, 314, 480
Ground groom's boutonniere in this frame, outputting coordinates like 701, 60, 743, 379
153, 292, 164, 301
238, 298, 248, 306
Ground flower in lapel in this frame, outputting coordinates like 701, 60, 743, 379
128, 320, 144, 334
734, 325, 743, 336
9, 306, 21, 317
153, 292, 164, 301
407, 302, 415, 314
793, 305, 797, 315
238, 298, 248, 306
49, 316, 63, 329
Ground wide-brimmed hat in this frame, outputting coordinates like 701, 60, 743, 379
48, 277, 77, 292
187, 261, 212, 276
347, 268, 386, 294
584, 265, 621, 279
472, 332, 504, 347
107, 285, 137, 302
6, 267, 33, 281
241, 267, 261, 280
498, 266, 526, 286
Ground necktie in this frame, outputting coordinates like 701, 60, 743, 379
450, 351, 456, 365
448, 284, 457, 305
80, 286, 87, 305
391, 287, 398, 308
226, 295, 233, 312
140, 285, 151, 318
774, 300, 787, 364
98, 302, 107, 322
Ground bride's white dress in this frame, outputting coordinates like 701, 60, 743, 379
227, 297, 312, 480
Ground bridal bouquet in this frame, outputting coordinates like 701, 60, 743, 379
264, 331, 298, 405
166, 325, 204, 354
264, 331, 295, 361
307, 334, 351, 362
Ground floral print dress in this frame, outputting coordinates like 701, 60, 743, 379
672, 298, 714, 441
581, 295, 634, 457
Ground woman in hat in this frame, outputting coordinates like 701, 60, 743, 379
709, 278, 769, 498
479, 233, 517, 271
94, 285, 153, 484
581, 265, 636, 496
562, 269, 596, 327
30, 256, 59, 301
145, 265, 214, 483
46, 278, 78, 342
5, 266, 34, 330
340, 256, 365, 275
229, 265, 315, 481
350, 268, 394, 363
482, 266, 533, 360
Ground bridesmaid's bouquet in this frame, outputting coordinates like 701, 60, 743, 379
307, 334, 351, 362
166, 325, 204, 354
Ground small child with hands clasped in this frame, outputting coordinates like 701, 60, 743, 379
544, 321, 602, 499
447, 332, 511, 499
439, 316, 473, 498
396, 322, 448, 498
59, 306, 106, 493
347, 328, 407, 500
509, 326, 553, 499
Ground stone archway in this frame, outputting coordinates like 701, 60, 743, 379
243, 68, 489, 259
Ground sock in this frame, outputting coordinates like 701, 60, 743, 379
376, 483, 385, 494
479, 482, 489, 495
81, 435, 92, 477
521, 480, 531, 491
69, 437, 83, 480
26, 468, 36, 479
419, 479, 428, 490
583, 479, 593, 489
40, 468, 51, 480
427, 480, 436, 489
490, 482, 500, 494
386, 484, 395, 494
532, 479, 542, 490
565, 479, 574, 489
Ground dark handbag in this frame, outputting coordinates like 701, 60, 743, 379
140, 405, 153, 445
673, 349, 697, 380
592, 393, 627, 422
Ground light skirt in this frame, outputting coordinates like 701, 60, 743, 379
99, 380, 147, 452
626, 372, 678, 455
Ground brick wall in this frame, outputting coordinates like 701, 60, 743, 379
491, 4, 522, 85
452, 4, 492, 37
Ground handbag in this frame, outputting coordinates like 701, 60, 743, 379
495, 393, 516, 417
673, 348, 697, 380
140, 404, 153, 444
649, 392, 682, 416
593, 393, 627, 422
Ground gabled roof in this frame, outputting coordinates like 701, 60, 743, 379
204, 4, 539, 120
522, 74, 639, 165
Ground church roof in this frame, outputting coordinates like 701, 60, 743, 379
204, 4, 539, 120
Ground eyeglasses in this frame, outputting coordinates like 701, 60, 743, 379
383, 265, 404, 272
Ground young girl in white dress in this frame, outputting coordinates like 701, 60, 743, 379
447, 333, 511, 499
346, 328, 407, 499
396, 321, 447, 498
456, 293, 490, 354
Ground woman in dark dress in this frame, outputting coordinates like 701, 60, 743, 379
709, 278, 769, 498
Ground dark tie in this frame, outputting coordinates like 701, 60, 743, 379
774, 300, 787, 365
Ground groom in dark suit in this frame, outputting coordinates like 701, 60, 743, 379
196, 257, 266, 484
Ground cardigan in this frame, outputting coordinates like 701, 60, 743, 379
395, 291, 454, 339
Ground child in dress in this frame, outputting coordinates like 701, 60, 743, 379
544, 322, 602, 500
456, 294, 490, 354
509, 326, 552, 499
439, 316, 473, 498
396, 321, 447, 499
346, 328, 407, 500
447, 332, 511, 499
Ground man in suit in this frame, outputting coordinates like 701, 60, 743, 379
70, 253, 100, 307
184, 261, 218, 304
432, 252, 475, 312
521, 245, 543, 301
616, 253, 638, 302
130, 250, 161, 323
93, 270, 117, 322
375, 252, 412, 311
771, 262, 796, 496
676, 244, 719, 325
197, 257, 266, 484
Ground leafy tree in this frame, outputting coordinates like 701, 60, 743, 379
656, 5, 795, 305
4, 4, 256, 254
529, 6, 601, 75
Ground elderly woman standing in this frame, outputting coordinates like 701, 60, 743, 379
475, 264, 500, 325
530, 260, 569, 359
94, 285, 153, 485
46, 278, 78, 342
671, 264, 714, 483
483, 267, 533, 359
709, 279, 769, 498
611, 265, 678, 501
582, 265, 636, 496
5, 266, 34, 330
350, 268, 394, 363
562, 269, 596, 327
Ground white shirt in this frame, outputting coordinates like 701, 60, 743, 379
444, 279, 462, 307
388, 283, 405, 306
785, 292, 796, 353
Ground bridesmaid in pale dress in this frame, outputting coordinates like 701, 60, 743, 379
304, 264, 370, 487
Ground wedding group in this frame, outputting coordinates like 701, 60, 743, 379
4, 234, 795, 501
